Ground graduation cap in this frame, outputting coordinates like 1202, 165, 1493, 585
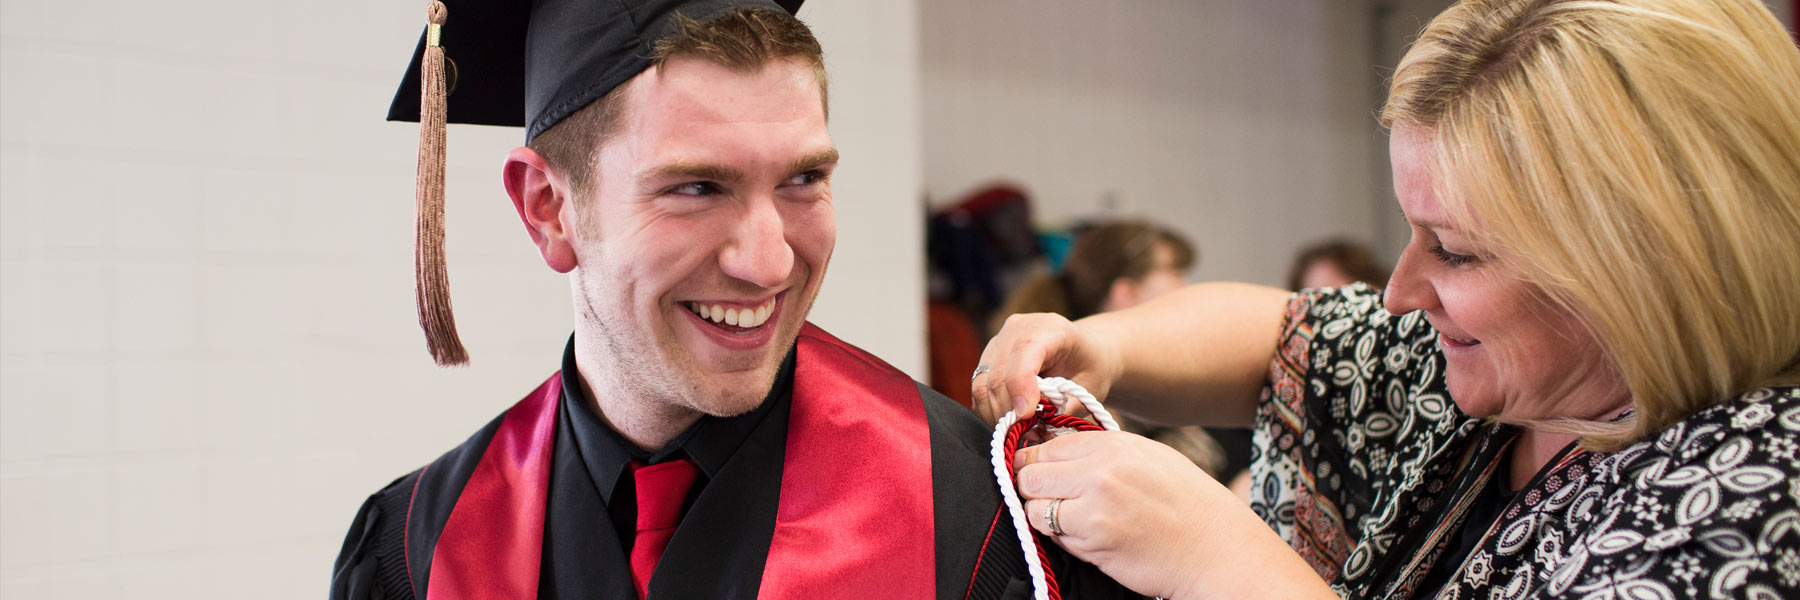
390, 0, 805, 366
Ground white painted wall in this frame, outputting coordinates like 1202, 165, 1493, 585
1767, 0, 1795, 30
804, 1, 927, 376
921, 0, 1397, 287
0, 0, 922, 597
919, 0, 1793, 288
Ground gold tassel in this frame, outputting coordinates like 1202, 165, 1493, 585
416, 0, 468, 366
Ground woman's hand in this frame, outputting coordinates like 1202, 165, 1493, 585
1014, 431, 1334, 599
971, 312, 1122, 425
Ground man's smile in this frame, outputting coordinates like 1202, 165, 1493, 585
675, 291, 788, 355
683, 295, 779, 330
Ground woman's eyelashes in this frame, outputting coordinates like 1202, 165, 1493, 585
1428, 244, 1478, 268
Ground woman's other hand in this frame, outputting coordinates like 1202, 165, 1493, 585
971, 312, 1122, 425
1014, 431, 1333, 599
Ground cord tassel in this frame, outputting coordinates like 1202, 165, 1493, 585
416, 0, 467, 366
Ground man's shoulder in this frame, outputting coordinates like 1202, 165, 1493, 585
367, 467, 423, 504
332, 402, 520, 600
353, 468, 423, 545
918, 380, 997, 458
332, 469, 422, 600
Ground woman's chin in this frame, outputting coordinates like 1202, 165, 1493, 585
1446, 378, 1501, 419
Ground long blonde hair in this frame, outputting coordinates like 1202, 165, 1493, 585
1382, 0, 1800, 449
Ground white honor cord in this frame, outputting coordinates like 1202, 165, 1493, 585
988, 377, 1120, 600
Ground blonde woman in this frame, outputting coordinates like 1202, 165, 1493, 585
972, 0, 1800, 598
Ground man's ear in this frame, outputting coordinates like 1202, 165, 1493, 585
503, 147, 578, 273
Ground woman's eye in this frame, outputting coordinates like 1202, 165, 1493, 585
669, 182, 720, 196
1428, 244, 1477, 268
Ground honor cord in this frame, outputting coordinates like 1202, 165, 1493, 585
989, 377, 1120, 600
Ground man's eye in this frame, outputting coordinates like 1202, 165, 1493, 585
669, 182, 720, 196
784, 170, 827, 186
1428, 244, 1477, 268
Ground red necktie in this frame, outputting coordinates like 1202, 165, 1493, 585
628, 459, 699, 599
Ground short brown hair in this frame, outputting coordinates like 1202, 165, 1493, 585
1285, 239, 1389, 291
528, 6, 828, 196
990, 222, 1197, 332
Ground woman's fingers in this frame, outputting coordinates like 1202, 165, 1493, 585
1013, 455, 1092, 500
1001, 334, 1052, 418
1022, 496, 1087, 539
971, 371, 997, 424
972, 313, 1092, 424
971, 338, 1006, 424
1013, 429, 1107, 469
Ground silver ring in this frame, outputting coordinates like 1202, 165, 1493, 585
971, 365, 991, 382
1045, 498, 1066, 537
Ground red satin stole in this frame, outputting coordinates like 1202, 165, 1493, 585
423, 324, 936, 599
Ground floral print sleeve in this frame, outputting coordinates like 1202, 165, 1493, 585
1248, 283, 1480, 590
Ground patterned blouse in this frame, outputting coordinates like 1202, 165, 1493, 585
1248, 284, 1800, 599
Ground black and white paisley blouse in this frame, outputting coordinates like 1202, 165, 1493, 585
1248, 284, 1800, 599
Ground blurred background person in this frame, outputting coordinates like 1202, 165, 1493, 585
924, 183, 1041, 408
985, 222, 1253, 487
989, 221, 1192, 334
1285, 238, 1391, 291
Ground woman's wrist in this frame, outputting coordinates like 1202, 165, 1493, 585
1170, 505, 1337, 600
1074, 314, 1126, 395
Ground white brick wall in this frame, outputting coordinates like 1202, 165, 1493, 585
1, 1, 923, 598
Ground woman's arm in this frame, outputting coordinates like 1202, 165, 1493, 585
974, 282, 1291, 428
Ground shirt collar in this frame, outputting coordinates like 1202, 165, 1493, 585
558, 334, 794, 502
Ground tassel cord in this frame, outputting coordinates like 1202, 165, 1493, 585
415, 0, 467, 365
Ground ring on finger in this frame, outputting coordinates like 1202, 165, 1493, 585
972, 364, 991, 382
1046, 498, 1066, 537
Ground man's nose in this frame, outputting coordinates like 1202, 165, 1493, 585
718, 196, 794, 289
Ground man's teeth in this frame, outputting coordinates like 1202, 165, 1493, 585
687, 298, 775, 328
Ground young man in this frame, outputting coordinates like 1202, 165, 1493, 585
331, 1, 1140, 598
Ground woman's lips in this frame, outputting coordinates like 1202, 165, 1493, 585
1440, 333, 1480, 350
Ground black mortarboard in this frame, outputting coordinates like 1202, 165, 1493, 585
389, 0, 805, 366
389, 0, 802, 141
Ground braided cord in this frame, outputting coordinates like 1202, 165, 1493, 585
989, 377, 1119, 600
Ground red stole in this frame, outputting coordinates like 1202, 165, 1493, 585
421, 324, 936, 599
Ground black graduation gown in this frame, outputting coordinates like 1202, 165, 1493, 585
332, 336, 1141, 599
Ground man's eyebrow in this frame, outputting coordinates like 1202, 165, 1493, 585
788, 148, 839, 174
649, 162, 746, 184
